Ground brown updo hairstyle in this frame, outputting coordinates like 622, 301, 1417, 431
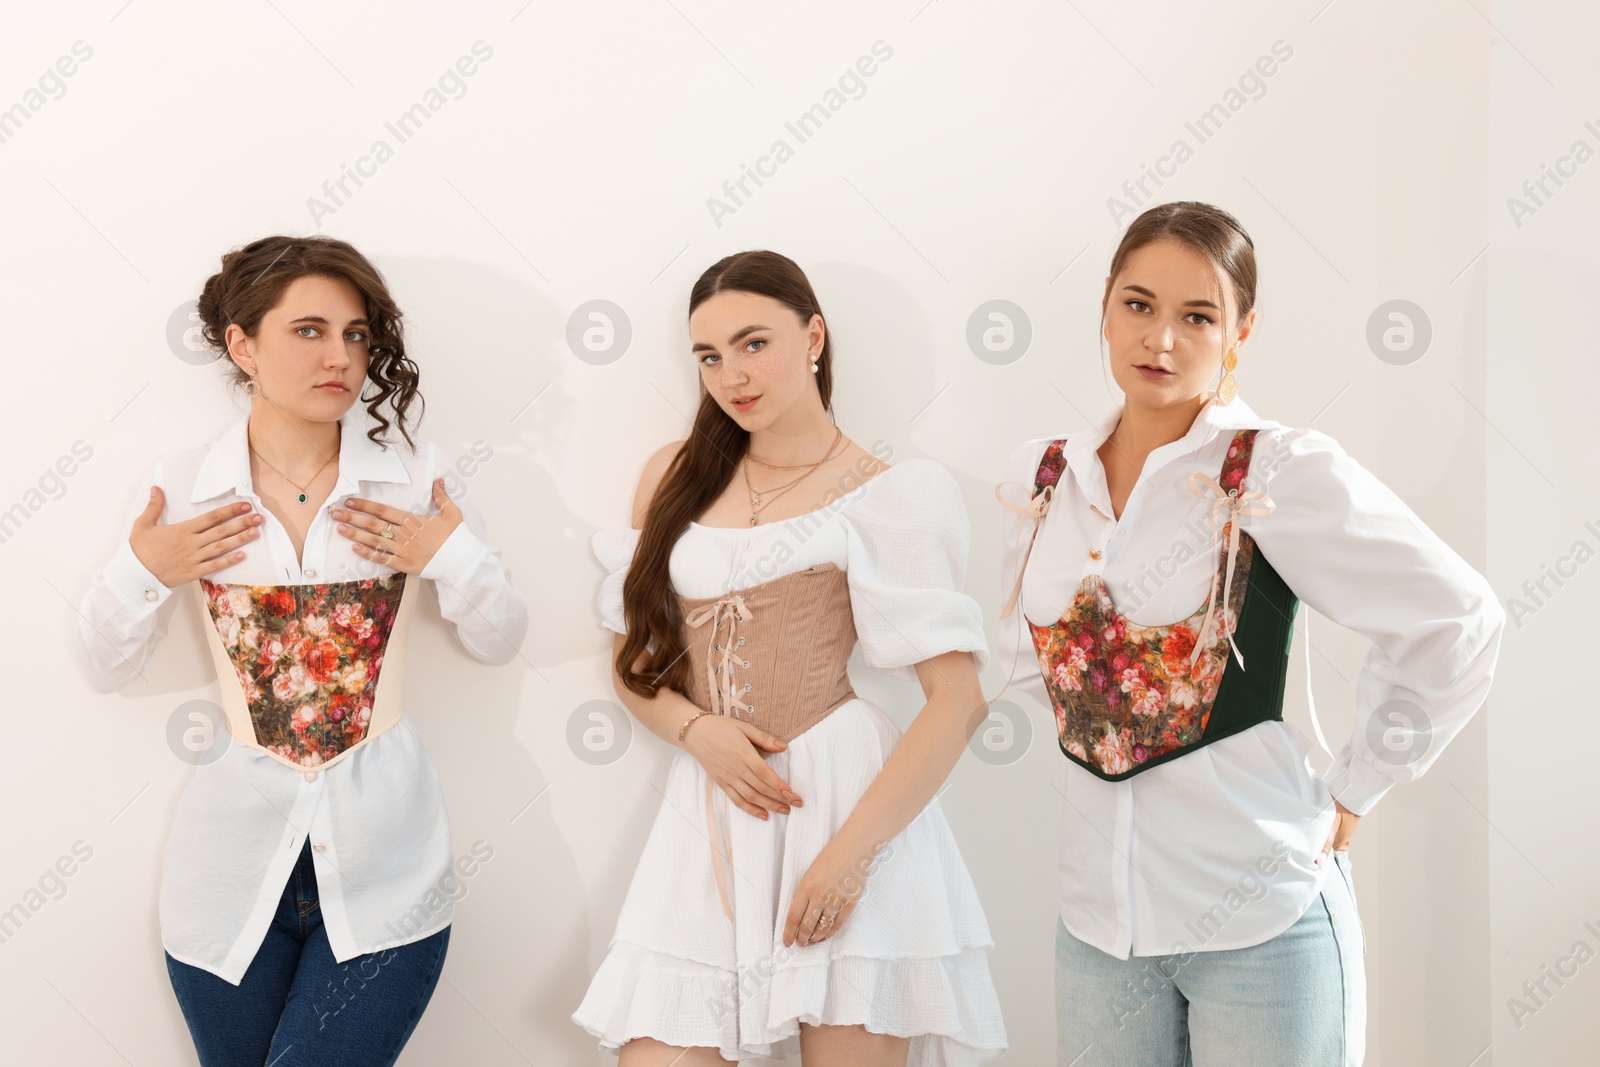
614, 250, 835, 699
196, 235, 423, 448
1101, 201, 1258, 370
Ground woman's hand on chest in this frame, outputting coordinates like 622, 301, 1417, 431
130, 488, 263, 587
330, 477, 463, 575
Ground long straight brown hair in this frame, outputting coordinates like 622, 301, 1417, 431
615, 250, 836, 699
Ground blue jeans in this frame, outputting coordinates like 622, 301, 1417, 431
1056, 849, 1367, 1066
166, 838, 450, 1067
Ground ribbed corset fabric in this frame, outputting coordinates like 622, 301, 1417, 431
674, 562, 859, 921
676, 562, 859, 744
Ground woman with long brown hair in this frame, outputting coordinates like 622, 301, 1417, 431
997, 202, 1505, 1064
572, 250, 1007, 1065
77, 235, 528, 1066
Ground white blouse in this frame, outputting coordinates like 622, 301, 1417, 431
999, 395, 1505, 960
594, 457, 991, 679
77, 406, 528, 984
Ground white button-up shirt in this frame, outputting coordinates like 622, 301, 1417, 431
999, 395, 1505, 959
77, 407, 528, 984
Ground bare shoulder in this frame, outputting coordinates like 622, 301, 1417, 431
632, 439, 687, 528
803, 438, 892, 504
843, 440, 892, 481
828, 439, 892, 485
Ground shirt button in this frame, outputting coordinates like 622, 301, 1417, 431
312, 842, 326, 852
303, 770, 318, 782
144, 589, 159, 602
304, 569, 317, 579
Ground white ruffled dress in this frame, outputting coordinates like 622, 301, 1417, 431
571, 458, 1007, 1064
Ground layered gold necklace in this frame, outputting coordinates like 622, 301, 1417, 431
740, 425, 846, 526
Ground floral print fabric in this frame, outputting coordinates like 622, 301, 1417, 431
1027, 430, 1260, 778
199, 574, 406, 768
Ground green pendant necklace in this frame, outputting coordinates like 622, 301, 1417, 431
249, 441, 337, 504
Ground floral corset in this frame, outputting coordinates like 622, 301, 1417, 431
1014, 429, 1301, 781
193, 573, 416, 774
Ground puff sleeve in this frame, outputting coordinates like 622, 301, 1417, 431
591, 526, 642, 635
839, 459, 990, 684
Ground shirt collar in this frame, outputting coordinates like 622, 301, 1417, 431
1059, 392, 1268, 489
188, 405, 411, 503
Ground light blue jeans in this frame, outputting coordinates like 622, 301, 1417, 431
1056, 849, 1366, 1066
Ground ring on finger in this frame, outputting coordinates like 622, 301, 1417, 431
381, 523, 396, 539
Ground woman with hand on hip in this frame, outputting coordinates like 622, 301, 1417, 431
78, 235, 529, 1067
997, 202, 1505, 1066
573, 250, 1007, 1066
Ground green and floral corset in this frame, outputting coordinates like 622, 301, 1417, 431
193, 573, 417, 774
1025, 429, 1301, 781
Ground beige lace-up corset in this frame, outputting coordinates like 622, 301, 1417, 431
676, 562, 859, 742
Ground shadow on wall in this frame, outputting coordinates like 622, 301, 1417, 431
372, 255, 607, 1063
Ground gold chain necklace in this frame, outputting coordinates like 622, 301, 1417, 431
249, 435, 339, 504
740, 427, 846, 526
745, 425, 845, 470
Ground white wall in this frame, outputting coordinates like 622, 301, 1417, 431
1486, 3, 1600, 1064
0, 1, 1573, 1063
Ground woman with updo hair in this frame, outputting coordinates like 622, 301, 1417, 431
78, 235, 528, 1066
997, 201, 1505, 1065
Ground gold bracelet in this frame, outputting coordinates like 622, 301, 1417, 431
678, 710, 712, 743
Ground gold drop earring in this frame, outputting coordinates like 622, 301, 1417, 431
1216, 348, 1239, 405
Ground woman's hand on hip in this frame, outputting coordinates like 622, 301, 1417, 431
1322, 797, 1360, 857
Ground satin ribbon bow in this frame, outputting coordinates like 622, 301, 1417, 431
683, 592, 755, 922
684, 593, 754, 719
1185, 472, 1275, 670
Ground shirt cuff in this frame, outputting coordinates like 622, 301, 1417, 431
104, 539, 172, 612
419, 522, 489, 587
1323, 754, 1398, 817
